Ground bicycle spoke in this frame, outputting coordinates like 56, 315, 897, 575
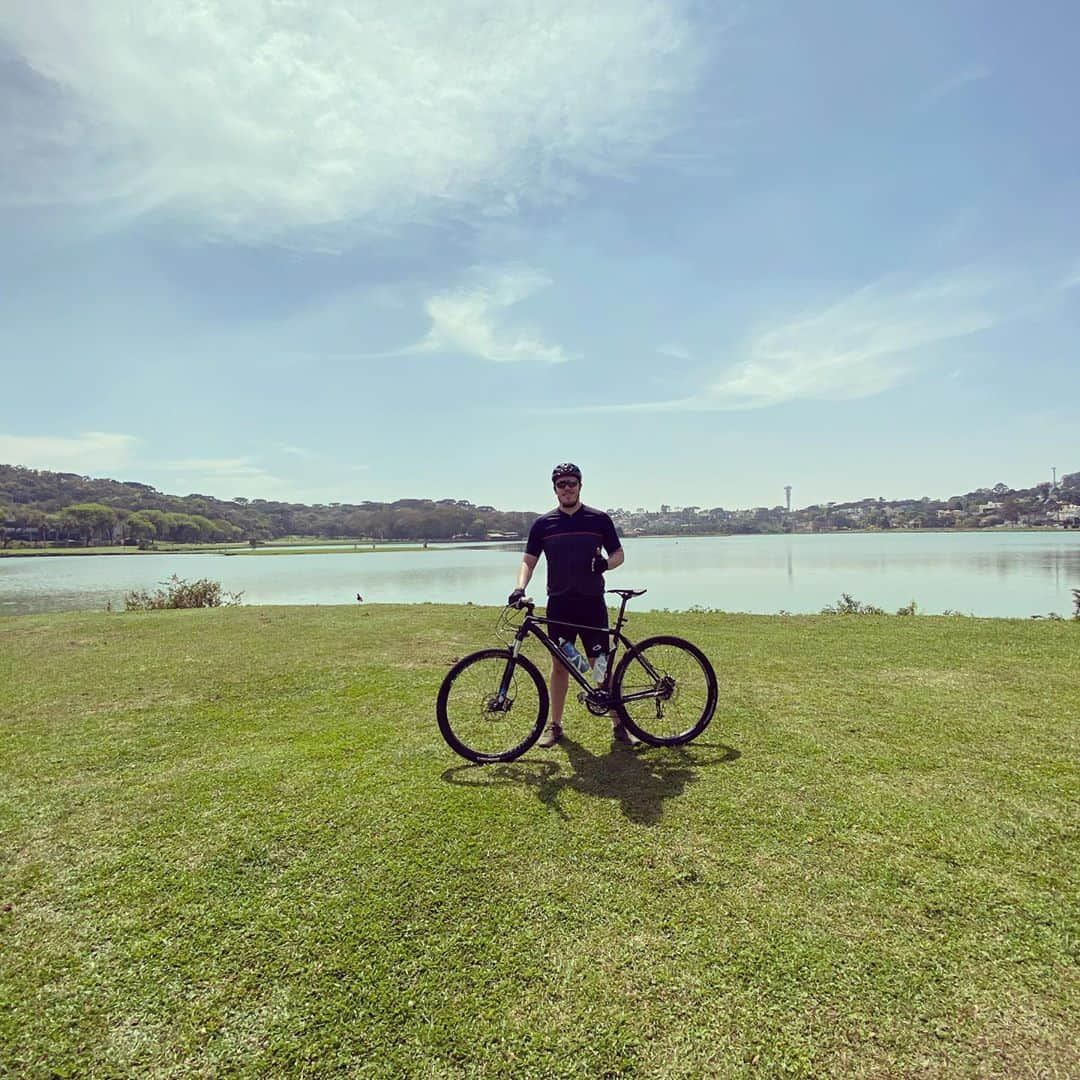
437, 651, 547, 763
613, 636, 716, 746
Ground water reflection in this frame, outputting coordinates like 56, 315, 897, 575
2, 532, 1079, 618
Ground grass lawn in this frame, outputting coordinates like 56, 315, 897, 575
2, 541, 435, 559
0, 544, 247, 558
1, 605, 1077, 1078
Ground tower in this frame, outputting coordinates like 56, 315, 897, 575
1052, 466, 1057, 488
784, 485, 792, 513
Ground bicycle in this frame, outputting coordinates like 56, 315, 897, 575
436, 589, 718, 764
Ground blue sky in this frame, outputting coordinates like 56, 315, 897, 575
2, 1, 1077, 512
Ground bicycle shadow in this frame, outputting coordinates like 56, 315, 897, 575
441, 737, 740, 826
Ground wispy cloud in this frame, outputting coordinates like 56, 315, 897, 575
918, 65, 991, 109
575, 270, 1010, 413
0, 431, 139, 473
657, 343, 693, 361
0, 1, 707, 244
403, 266, 571, 364
154, 456, 285, 499
158, 457, 273, 478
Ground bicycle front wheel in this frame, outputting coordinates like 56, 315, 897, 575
436, 649, 549, 764
611, 636, 717, 747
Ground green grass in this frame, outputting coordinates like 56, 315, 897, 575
0, 543, 249, 558
2, 541, 439, 559
1, 606, 1077, 1078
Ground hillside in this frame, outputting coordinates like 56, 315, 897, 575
1, 463, 1077, 546
0, 464, 537, 545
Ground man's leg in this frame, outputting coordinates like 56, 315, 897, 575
538, 658, 569, 746
549, 658, 570, 727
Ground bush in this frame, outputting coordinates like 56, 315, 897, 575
821, 593, 885, 616
124, 575, 242, 611
1073, 588, 1080, 620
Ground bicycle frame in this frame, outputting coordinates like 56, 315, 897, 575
496, 592, 665, 711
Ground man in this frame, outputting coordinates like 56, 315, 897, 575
508, 463, 636, 747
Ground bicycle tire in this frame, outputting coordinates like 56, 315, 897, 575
436, 649, 549, 764
611, 635, 717, 747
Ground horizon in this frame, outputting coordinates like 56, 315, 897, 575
2, 3, 1078, 509
2, 459, 1072, 517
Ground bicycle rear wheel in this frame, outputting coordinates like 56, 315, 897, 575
611, 635, 717, 747
436, 649, 549, 764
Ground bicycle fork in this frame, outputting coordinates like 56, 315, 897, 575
492, 636, 525, 709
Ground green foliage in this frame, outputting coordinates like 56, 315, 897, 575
820, 592, 886, 615
0, 464, 535, 543
124, 511, 157, 542
123, 575, 243, 611
1074, 588, 1080, 620
895, 599, 919, 616
56, 502, 118, 545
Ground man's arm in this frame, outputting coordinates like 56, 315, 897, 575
601, 512, 623, 572
516, 553, 538, 591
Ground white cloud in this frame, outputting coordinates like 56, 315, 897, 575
159, 457, 272, 477
151, 456, 284, 499
0, 1, 707, 243
408, 266, 570, 364
918, 65, 991, 109
575, 270, 1010, 413
657, 343, 693, 361
0, 431, 139, 473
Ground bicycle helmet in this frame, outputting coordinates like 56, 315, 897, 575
551, 462, 582, 482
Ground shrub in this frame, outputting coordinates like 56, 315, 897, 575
124, 575, 242, 611
895, 600, 919, 616
1073, 588, 1080, 620
821, 593, 885, 616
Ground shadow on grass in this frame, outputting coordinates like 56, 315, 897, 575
441, 737, 740, 825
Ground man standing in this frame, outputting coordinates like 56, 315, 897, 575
508, 463, 636, 747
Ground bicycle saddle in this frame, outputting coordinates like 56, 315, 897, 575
607, 588, 647, 598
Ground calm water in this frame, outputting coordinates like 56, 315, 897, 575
3, 533, 1079, 618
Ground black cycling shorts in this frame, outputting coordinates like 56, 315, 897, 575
545, 593, 609, 657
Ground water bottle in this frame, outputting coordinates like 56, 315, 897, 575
593, 652, 608, 685
559, 639, 591, 677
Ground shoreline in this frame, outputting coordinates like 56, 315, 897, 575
3, 599, 1075, 624
3, 525, 1076, 559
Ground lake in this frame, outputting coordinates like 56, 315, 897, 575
3, 532, 1079, 618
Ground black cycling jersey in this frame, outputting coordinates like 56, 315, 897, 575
525, 504, 622, 598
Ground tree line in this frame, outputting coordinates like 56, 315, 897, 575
1, 463, 1076, 548
0, 465, 537, 547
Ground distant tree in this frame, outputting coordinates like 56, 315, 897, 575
56, 503, 118, 545
125, 512, 157, 543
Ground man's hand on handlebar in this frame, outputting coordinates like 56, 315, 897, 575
507, 587, 526, 607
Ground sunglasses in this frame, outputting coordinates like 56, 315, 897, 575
555, 478, 580, 489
